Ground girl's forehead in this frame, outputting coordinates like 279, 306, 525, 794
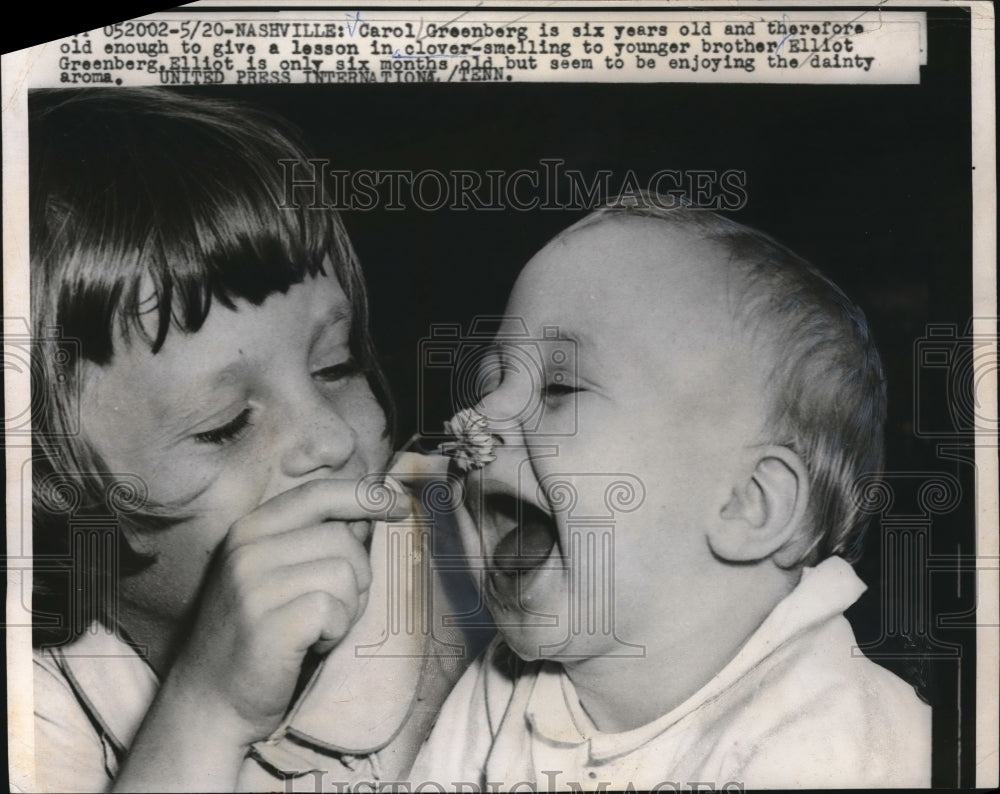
80, 276, 354, 447
102, 274, 348, 386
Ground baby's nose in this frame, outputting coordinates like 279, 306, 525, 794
476, 386, 532, 446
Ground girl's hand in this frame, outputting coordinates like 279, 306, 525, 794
389, 449, 451, 479
163, 478, 410, 747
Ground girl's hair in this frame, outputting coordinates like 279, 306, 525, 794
30, 88, 393, 647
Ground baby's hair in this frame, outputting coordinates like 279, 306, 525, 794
562, 197, 886, 568
29, 88, 393, 645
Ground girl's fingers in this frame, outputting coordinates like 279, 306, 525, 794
261, 557, 365, 616
249, 522, 375, 591
388, 452, 465, 518
389, 451, 451, 482
259, 557, 372, 653
230, 478, 411, 545
270, 591, 355, 656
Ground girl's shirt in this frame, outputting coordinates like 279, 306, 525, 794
32, 521, 474, 793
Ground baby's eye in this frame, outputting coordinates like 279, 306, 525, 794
193, 408, 253, 445
542, 382, 582, 400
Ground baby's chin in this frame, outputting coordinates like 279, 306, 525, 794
497, 618, 637, 666
494, 621, 582, 664
481, 553, 579, 662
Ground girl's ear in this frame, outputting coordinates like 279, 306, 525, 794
711, 446, 810, 563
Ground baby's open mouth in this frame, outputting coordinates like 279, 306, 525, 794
485, 492, 559, 576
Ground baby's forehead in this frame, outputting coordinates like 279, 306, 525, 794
516, 215, 734, 320
502, 216, 757, 385
504, 216, 771, 413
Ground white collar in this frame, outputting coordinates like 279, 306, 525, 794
50, 624, 158, 757
526, 556, 867, 762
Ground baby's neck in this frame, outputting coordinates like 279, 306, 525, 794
562, 563, 799, 734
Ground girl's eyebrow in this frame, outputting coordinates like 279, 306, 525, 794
310, 302, 352, 347
207, 359, 255, 387
151, 352, 257, 434
324, 302, 352, 326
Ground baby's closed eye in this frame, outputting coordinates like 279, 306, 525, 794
542, 381, 583, 402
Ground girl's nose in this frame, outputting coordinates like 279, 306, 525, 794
279, 393, 357, 478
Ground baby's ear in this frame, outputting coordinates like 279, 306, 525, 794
711, 446, 810, 564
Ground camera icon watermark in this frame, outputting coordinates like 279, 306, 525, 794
417, 316, 578, 438
913, 320, 999, 438
2, 317, 81, 438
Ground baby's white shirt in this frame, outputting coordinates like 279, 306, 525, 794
409, 556, 932, 790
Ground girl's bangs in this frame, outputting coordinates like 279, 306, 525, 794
115, 150, 338, 354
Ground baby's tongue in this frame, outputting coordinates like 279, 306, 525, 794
492, 502, 557, 576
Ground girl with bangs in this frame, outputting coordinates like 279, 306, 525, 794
29, 88, 462, 792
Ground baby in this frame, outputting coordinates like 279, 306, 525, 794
410, 203, 932, 790
28, 88, 464, 792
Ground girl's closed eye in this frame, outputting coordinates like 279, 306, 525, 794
313, 357, 364, 385
189, 357, 362, 447
193, 407, 253, 445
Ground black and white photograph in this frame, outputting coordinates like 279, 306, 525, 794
3, 1, 996, 791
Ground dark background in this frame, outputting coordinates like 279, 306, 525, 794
17, 4, 979, 787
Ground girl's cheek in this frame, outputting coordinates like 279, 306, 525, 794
147, 440, 272, 519
337, 383, 393, 472
205, 462, 274, 517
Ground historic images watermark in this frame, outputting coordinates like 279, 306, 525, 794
280, 158, 748, 212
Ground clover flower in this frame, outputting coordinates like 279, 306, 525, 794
437, 407, 498, 472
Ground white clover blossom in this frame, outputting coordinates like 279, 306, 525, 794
438, 407, 497, 472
